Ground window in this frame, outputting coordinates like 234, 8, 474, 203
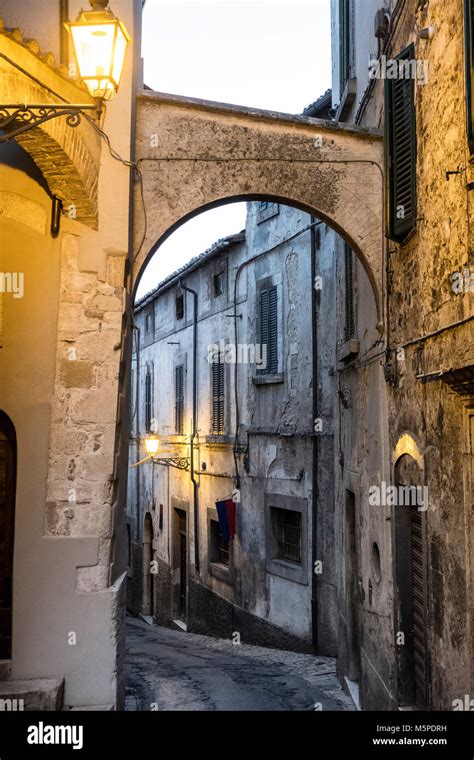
176, 294, 184, 321
339, 0, 353, 94
271, 507, 302, 565
385, 44, 417, 242
344, 244, 355, 340
213, 271, 225, 297
466, 0, 474, 152
256, 201, 279, 223
259, 286, 278, 375
175, 364, 184, 435
145, 367, 152, 433
145, 313, 153, 334
211, 354, 225, 434
210, 520, 230, 566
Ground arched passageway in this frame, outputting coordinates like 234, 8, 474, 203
133, 92, 384, 324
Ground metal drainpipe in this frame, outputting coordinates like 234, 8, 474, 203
310, 216, 319, 653
179, 280, 200, 574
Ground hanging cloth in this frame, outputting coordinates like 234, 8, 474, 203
216, 499, 236, 541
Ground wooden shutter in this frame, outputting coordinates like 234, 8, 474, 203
175, 365, 184, 435
385, 44, 417, 241
145, 371, 152, 433
344, 244, 355, 340
259, 286, 278, 375
410, 508, 429, 707
465, 0, 474, 151
211, 355, 224, 434
339, 0, 351, 93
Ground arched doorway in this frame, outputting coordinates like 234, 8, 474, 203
0, 412, 16, 660
394, 450, 430, 708
142, 513, 154, 618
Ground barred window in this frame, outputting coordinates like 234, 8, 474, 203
271, 507, 302, 565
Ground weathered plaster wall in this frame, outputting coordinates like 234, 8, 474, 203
0, 0, 143, 708
381, 0, 474, 709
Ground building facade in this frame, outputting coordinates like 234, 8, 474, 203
129, 0, 474, 713
329, 0, 474, 710
128, 200, 343, 653
0, 0, 143, 709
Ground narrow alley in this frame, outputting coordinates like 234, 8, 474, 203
125, 617, 354, 712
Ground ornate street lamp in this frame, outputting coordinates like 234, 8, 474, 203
0, 0, 131, 143
144, 434, 160, 457
129, 434, 190, 471
65, 0, 131, 103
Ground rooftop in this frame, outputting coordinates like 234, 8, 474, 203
135, 230, 246, 311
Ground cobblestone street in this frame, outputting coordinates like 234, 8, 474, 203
125, 616, 354, 711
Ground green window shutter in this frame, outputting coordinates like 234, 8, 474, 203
344, 244, 355, 340
259, 287, 278, 375
339, 0, 352, 93
385, 44, 417, 242
211, 355, 224, 434
268, 286, 278, 374
145, 371, 152, 433
465, 0, 474, 152
175, 365, 184, 435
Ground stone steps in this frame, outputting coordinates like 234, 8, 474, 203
0, 677, 64, 711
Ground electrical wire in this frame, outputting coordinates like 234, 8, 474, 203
81, 112, 148, 274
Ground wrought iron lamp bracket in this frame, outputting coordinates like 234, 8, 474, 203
151, 456, 190, 471
0, 103, 100, 143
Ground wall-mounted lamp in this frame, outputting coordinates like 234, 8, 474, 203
0, 0, 130, 143
144, 433, 160, 457
128, 433, 190, 471
65, 0, 131, 103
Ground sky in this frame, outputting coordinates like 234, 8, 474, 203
136, 0, 332, 300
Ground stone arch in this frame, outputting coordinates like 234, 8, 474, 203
134, 92, 385, 324
392, 433, 424, 473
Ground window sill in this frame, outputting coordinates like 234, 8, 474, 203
205, 435, 233, 445
253, 373, 284, 386
209, 561, 232, 584
266, 557, 308, 585
162, 435, 188, 445
335, 78, 357, 122
337, 338, 360, 362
